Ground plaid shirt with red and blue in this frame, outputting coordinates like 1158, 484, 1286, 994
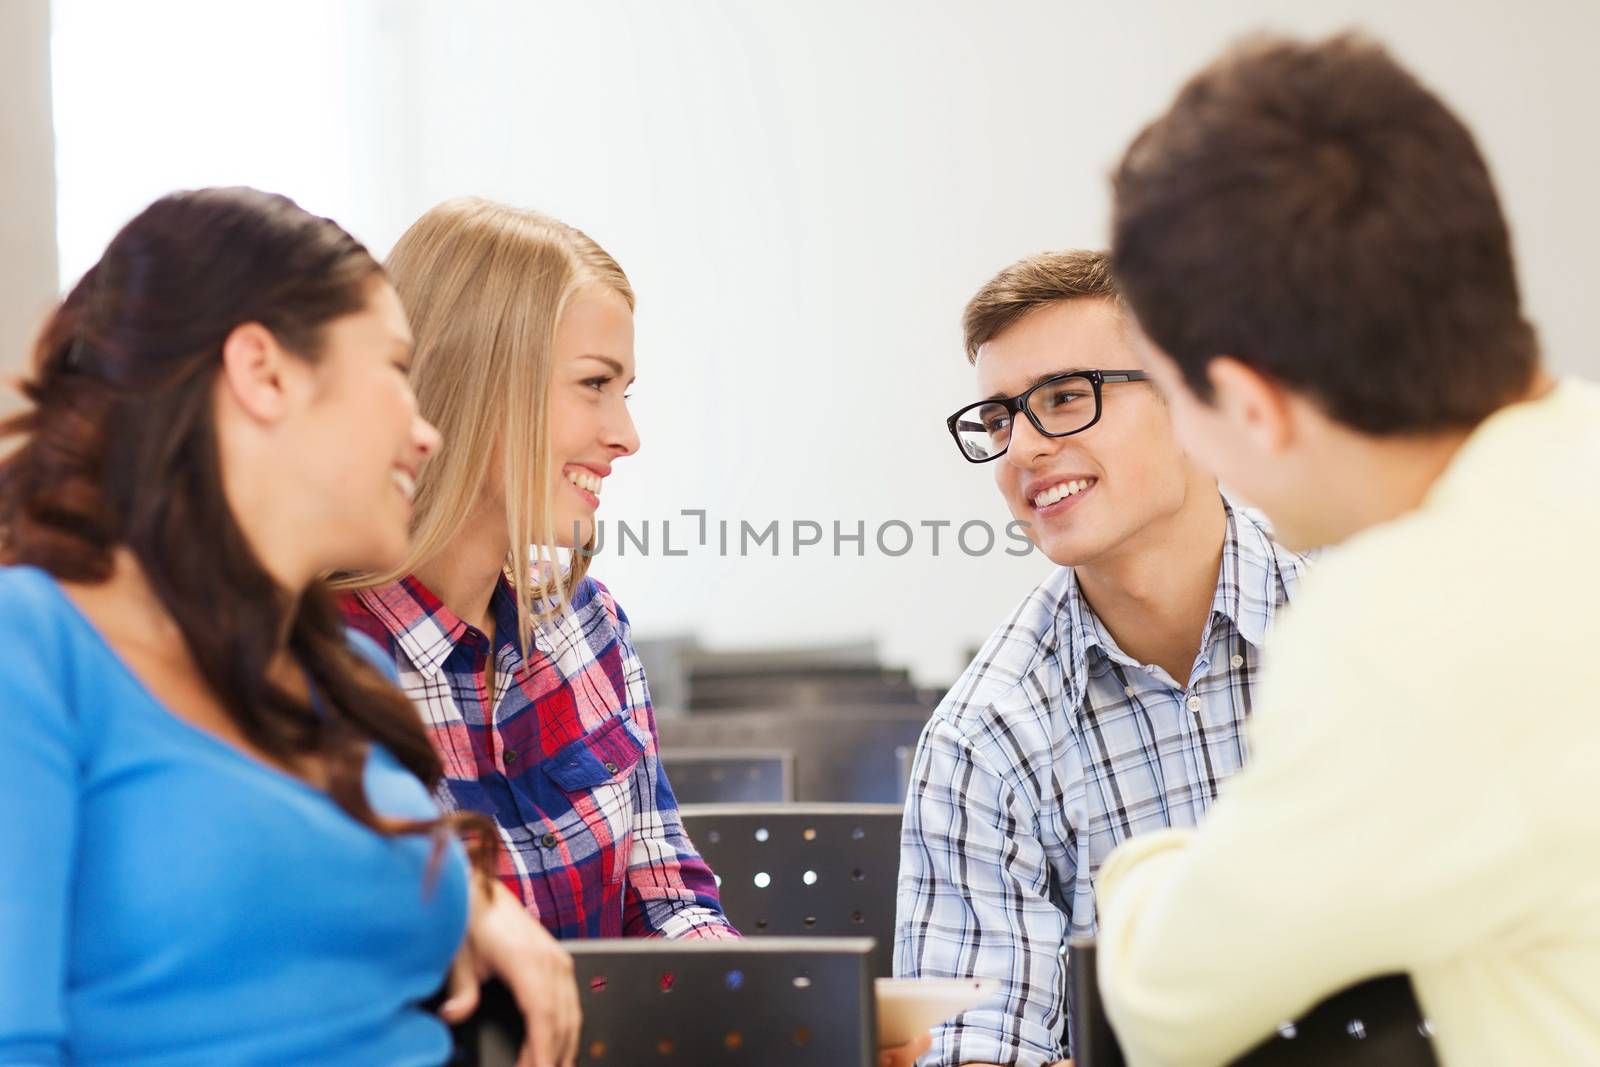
340, 574, 736, 941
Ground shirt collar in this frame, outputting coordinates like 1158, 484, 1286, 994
1053, 496, 1284, 687
1215, 499, 1286, 652
354, 573, 514, 680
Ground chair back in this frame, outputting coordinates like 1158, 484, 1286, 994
1066, 938, 1440, 1067
681, 803, 903, 977
453, 937, 879, 1067
662, 747, 794, 804
660, 709, 931, 803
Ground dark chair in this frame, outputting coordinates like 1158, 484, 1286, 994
1067, 938, 1440, 1067
636, 638, 889, 717
691, 663, 909, 687
451, 937, 879, 1067
686, 670, 931, 712
659, 708, 932, 803
683, 641, 882, 675
662, 747, 795, 804
681, 803, 903, 977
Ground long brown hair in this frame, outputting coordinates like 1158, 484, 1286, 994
0, 187, 451, 840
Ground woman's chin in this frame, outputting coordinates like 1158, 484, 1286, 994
552, 510, 594, 550
328, 542, 403, 583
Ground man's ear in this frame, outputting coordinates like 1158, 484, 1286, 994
219, 322, 292, 424
1207, 355, 1295, 454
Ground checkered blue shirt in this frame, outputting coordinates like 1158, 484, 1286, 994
341, 574, 735, 941
895, 502, 1306, 1066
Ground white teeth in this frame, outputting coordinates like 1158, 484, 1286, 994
566, 469, 602, 496
390, 469, 416, 501
1033, 478, 1094, 509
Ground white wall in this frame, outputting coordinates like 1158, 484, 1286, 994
2, 0, 57, 409
51, 0, 1600, 684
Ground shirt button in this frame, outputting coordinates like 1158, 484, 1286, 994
504, 749, 519, 763
1230, 654, 1245, 669
604, 761, 619, 774
541, 833, 558, 848
1186, 696, 1203, 714
1123, 686, 1135, 697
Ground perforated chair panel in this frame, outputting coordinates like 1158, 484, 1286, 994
1067, 939, 1440, 1067
1231, 973, 1440, 1066
681, 804, 902, 977
452, 937, 878, 1067
661, 747, 794, 804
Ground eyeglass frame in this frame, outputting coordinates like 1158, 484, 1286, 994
945, 368, 1150, 464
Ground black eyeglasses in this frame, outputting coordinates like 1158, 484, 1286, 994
946, 369, 1150, 463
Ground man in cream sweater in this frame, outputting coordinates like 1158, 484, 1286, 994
1094, 31, 1600, 1066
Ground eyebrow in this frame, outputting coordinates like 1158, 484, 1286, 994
579, 353, 636, 387
983, 368, 1089, 403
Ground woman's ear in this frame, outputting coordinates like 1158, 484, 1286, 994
1207, 355, 1296, 455
219, 322, 293, 424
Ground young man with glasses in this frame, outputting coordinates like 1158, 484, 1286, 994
1092, 35, 1600, 1065
894, 250, 1307, 1067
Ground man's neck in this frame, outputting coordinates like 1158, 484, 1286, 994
1308, 370, 1557, 547
1073, 487, 1229, 685
1307, 431, 1470, 547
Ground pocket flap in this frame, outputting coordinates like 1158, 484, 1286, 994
542, 715, 646, 793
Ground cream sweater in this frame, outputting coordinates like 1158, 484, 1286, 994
1096, 380, 1600, 1066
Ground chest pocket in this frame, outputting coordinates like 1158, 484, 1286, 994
543, 714, 646, 791
541, 715, 647, 882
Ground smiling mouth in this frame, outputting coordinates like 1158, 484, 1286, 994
1032, 477, 1096, 510
390, 468, 416, 501
564, 468, 602, 496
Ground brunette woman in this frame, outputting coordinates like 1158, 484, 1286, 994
0, 188, 579, 1067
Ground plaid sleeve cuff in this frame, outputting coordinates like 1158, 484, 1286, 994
922, 1008, 1062, 1067
656, 909, 741, 940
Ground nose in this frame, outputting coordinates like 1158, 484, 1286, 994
1003, 411, 1056, 471
412, 412, 443, 461
606, 397, 640, 457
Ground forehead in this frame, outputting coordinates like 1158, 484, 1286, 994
974, 297, 1128, 396
556, 286, 635, 368
366, 278, 413, 343
326, 277, 412, 350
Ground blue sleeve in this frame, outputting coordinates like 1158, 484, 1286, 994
0, 584, 79, 1065
346, 628, 400, 684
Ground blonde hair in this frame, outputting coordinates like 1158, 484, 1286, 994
962, 249, 1118, 363
338, 198, 634, 653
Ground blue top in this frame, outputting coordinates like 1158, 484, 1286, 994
0, 565, 470, 1066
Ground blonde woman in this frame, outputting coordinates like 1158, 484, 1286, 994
337, 199, 734, 943
340, 198, 932, 1067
